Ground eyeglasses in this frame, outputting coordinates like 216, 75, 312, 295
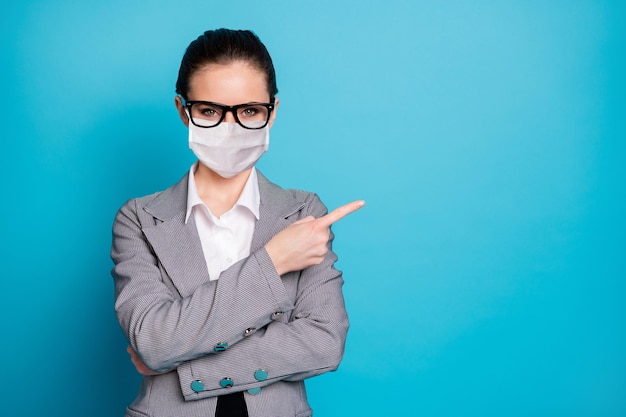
184, 100, 275, 129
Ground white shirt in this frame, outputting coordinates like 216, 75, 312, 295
185, 163, 260, 281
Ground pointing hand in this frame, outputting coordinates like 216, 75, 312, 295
265, 200, 365, 276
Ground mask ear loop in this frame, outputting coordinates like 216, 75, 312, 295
179, 96, 192, 125
184, 108, 196, 129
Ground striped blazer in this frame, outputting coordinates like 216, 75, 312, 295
111, 171, 349, 417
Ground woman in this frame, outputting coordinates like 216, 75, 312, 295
111, 29, 363, 417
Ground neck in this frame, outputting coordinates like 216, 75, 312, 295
194, 163, 252, 218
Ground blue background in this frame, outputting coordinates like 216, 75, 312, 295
1, 1, 624, 416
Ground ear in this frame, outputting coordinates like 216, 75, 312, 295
174, 96, 190, 127
268, 97, 279, 129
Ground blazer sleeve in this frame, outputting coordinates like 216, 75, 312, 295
111, 197, 294, 373
175, 194, 350, 401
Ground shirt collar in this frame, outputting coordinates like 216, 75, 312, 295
185, 163, 260, 223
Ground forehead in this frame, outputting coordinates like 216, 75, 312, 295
188, 61, 269, 104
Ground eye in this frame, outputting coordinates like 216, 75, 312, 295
192, 103, 222, 120
238, 105, 267, 120
240, 107, 259, 117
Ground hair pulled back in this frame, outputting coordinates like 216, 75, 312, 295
175, 28, 278, 101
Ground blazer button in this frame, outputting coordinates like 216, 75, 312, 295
214, 342, 229, 352
271, 311, 283, 320
247, 387, 262, 395
219, 377, 234, 388
243, 327, 257, 337
254, 369, 268, 381
191, 380, 204, 393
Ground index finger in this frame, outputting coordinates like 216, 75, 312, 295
317, 200, 365, 227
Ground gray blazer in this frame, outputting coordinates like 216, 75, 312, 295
111, 171, 349, 417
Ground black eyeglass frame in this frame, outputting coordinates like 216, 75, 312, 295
184, 99, 276, 129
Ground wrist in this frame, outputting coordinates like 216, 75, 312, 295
264, 243, 287, 276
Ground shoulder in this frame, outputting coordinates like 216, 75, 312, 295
114, 172, 190, 222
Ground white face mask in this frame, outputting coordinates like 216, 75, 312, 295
188, 120, 269, 178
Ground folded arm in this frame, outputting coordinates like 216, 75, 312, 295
175, 238, 349, 400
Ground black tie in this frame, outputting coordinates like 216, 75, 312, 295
215, 392, 248, 417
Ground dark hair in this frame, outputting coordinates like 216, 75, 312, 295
175, 28, 278, 101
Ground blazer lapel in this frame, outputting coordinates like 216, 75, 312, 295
251, 172, 307, 252
140, 170, 307, 298
141, 174, 211, 298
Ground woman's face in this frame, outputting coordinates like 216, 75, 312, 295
175, 60, 278, 128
